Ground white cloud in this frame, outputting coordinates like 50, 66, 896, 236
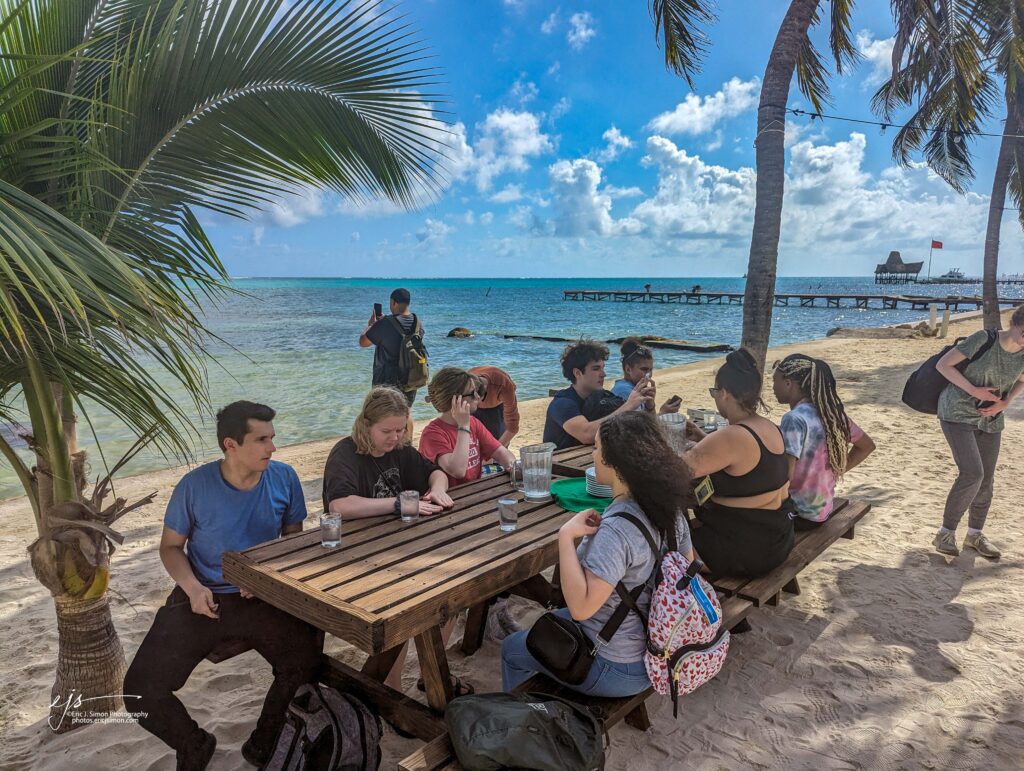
546, 159, 643, 237
567, 12, 596, 51
856, 30, 896, 88
509, 74, 539, 105
604, 185, 644, 199
252, 225, 265, 246
541, 10, 559, 34
596, 125, 632, 162
549, 97, 572, 123
268, 188, 325, 227
647, 77, 760, 136
473, 109, 554, 190
547, 61, 561, 77
490, 184, 524, 203
416, 217, 454, 245
350, 231, 360, 242
441, 121, 477, 183
480, 211, 494, 225
705, 130, 723, 152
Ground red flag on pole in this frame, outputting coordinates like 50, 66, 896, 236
931, 240, 943, 249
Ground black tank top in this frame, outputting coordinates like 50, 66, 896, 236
709, 423, 789, 497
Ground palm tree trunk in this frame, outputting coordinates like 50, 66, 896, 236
982, 104, 1017, 330
741, 0, 821, 371
49, 595, 126, 733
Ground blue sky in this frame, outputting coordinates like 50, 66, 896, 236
208, 1, 1024, 278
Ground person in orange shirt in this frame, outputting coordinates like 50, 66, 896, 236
468, 366, 520, 447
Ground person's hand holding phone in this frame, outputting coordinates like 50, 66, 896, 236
659, 395, 682, 414
451, 395, 473, 429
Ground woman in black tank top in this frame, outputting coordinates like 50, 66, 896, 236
681, 349, 795, 577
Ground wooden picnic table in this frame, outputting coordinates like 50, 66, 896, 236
551, 444, 594, 477
221, 471, 574, 741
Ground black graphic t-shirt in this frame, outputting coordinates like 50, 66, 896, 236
322, 436, 438, 510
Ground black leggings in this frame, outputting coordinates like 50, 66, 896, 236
124, 587, 321, 753
691, 500, 795, 578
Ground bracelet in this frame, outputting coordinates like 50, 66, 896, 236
457, 426, 471, 434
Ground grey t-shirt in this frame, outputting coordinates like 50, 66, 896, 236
576, 498, 692, 663
937, 330, 1024, 433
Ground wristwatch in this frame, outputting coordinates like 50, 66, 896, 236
393, 496, 402, 516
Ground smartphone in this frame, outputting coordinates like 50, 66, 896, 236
667, 395, 682, 406
373, 302, 383, 320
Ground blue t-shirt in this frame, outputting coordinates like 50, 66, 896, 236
611, 378, 650, 411
543, 387, 586, 450
164, 460, 307, 592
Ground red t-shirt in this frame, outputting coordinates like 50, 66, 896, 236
418, 416, 502, 486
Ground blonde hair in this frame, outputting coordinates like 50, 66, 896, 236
352, 387, 411, 454
775, 354, 851, 479
426, 367, 478, 414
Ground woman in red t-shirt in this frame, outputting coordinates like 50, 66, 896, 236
419, 367, 517, 486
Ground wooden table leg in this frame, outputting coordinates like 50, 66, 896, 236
414, 626, 454, 711
461, 601, 490, 656
509, 574, 553, 606
361, 643, 406, 681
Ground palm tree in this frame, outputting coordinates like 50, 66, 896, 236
1, 0, 446, 730
648, 2, 860, 371
741, 0, 858, 371
874, 0, 1023, 330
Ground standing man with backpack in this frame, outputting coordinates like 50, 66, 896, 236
360, 288, 429, 406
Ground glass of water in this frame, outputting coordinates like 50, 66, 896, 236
399, 490, 420, 523
498, 498, 518, 532
320, 512, 341, 549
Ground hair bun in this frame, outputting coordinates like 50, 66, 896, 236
726, 348, 758, 373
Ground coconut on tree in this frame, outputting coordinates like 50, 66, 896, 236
0, 0, 447, 730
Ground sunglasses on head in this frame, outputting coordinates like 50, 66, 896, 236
622, 346, 652, 364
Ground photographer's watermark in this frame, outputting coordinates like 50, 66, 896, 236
49, 690, 146, 732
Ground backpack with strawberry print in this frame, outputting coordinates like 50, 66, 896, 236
615, 512, 730, 717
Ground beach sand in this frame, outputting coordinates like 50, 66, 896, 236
2, 310, 1023, 770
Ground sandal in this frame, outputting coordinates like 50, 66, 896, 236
416, 674, 475, 697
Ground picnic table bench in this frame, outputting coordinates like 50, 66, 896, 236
398, 596, 754, 771
220, 471, 577, 741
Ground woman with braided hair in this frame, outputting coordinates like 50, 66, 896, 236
772, 355, 876, 529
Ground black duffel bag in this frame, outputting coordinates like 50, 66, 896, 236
445, 692, 605, 771
901, 330, 996, 414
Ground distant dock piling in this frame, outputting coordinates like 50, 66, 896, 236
561, 290, 1020, 312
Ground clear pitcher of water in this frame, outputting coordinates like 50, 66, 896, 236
658, 413, 690, 455
511, 442, 556, 501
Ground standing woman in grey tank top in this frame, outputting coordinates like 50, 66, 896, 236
932, 305, 1024, 558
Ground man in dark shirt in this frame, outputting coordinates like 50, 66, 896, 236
359, 287, 420, 405
543, 340, 649, 449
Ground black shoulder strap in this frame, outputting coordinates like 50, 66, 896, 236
971, 329, 998, 363
386, 314, 408, 339
594, 510, 669, 644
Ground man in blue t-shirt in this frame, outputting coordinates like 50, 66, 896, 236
542, 340, 649, 450
124, 402, 320, 771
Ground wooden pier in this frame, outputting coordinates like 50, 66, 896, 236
562, 290, 1021, 311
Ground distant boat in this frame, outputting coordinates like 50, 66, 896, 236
938, 268, 965, 280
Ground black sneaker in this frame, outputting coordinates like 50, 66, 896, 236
241, 734, 273, 768
176, 730, 216, 771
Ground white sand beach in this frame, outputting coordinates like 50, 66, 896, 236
2, 310, 1023, 770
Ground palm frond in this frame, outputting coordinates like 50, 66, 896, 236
649, 0, 716, 89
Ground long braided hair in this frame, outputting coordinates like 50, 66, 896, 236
776, 354, 851, 479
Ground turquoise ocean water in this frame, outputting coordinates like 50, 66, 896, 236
3, 276, 1021, 499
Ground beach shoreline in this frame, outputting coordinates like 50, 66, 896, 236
2, 308, 1023, 770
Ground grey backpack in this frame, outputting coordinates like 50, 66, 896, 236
264, 683, 381, 771
445, 692, 604, 771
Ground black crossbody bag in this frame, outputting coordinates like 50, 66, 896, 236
525, 513, 672, 685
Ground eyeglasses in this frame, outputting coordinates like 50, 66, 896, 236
460, 390, 481, 400
708, 387, 721, 398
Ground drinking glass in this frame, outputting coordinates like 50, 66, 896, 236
514, 442, 555, 501
399, 490, 420, 523
497, 498, 518, 532
320, 512, 341, 549
703, 412, 719, 431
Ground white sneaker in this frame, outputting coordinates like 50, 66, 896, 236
963, 532, 1001, 559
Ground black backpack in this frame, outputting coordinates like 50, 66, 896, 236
387, 314, 429, 390
901, 330, 997, 414
264, 684, 381, 771
445, 691, 604, 771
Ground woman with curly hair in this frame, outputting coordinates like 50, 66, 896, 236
772, 354, 875, 528
683, 349, 794, 577
502, 411, 693, 697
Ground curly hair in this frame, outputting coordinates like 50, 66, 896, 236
776, 354, 851, 480
715, 348, 765, 413
426, 367, 479, 414
597, 411, 692, 544
351, 387, 411, 454
561, 339, 610, 383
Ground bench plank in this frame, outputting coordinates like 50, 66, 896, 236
735, 499, 871, 607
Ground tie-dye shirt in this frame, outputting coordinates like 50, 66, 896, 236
781, 402, 864, 522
